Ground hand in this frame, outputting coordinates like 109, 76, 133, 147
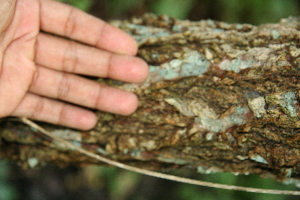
0, 0, 148, 130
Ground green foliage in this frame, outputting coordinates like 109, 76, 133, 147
150, 0, 196, 19
55, 0, 299, 25
57, 0, 93, 11
176, 173, 297, 200
0, 161, 17, 200
104, 170, 298, 200
106, 0, 142, 19
100, 167, 141, 200
219, 0, 298, 24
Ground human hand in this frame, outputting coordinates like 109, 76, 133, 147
0, 0, 148, 130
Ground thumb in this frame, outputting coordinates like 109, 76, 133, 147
0, 0, 17, 32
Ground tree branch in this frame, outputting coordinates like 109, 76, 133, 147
2, 14, 300, 185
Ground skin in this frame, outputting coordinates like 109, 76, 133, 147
0, 0, 149, 130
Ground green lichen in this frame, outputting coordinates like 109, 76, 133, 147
157, 155, 188, 165
97, 148, 108, 155
194, 106, 250, 133
282, 92, 297, 117
172, 24, 184, 32
127, 24, 170, 44
213, 28, 224, 32
130, 149, 143, 158
27, 157, 39, 168
205, 132, 215, 140
281, 168, 293, 178
197, 166, 215, 174
72, 141, 82, 148
271, 30, 281, 39
266, 91, 297, 118
149, 51, 210, 82
158, 68, 179, 80
235, 24, 244, 29
180, 52, 210, 77
219, 56, 253, 73
250, 155, 268, 164
149, 65, 160, 72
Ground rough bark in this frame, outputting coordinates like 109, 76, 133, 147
2, 14, 300, 185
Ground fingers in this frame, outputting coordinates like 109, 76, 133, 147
39, 0, 137, 55
12, 93, 97, 130
29, 66, 139, 115
35, 33, 148, 83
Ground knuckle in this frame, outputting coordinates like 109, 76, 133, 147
64, 6, 77, 38
57, 103, 67, 126
31, 98, 46, 120
105, 53, 113, 77
62, 40, 79, 72
95, 22, 107, 47
57, 73, 72, 99
93, 84, 103, 109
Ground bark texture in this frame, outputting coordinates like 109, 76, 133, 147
2, 14, 300, 185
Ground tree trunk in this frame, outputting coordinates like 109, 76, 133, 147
2, 14, 300, 184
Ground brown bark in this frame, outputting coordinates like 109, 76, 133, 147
2, 14, 300, 185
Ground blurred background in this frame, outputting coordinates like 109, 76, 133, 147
59, 0, 299, 24
1, 0, 300, 199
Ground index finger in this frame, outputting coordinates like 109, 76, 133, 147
39, 0, 138, 56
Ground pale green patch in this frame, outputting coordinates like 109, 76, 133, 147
150, 51, 210, 82
219, 56, 253, 73
271, 30, 281, 39
27, 157, 39, 168
250, 155, 268, 164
